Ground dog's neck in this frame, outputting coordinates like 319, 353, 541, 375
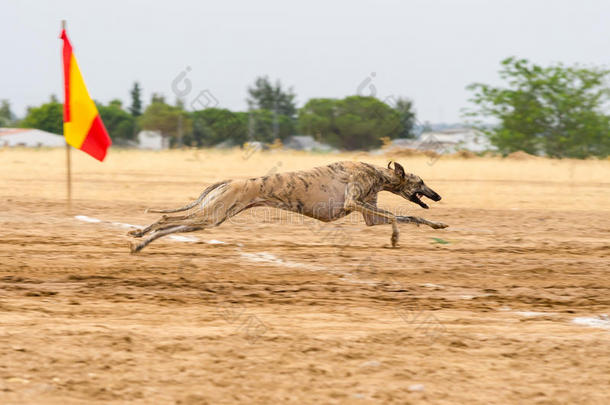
378, 168, 402, 192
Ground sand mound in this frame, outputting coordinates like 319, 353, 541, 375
506, 151, 538, 160
451, 150, 477, 159
385, 147, 439, 159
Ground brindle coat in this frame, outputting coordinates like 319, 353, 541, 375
128, 161, 447, 252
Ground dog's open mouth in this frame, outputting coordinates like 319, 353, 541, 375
409, 192, 429, 209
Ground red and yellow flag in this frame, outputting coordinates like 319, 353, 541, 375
60, 29, 111, 161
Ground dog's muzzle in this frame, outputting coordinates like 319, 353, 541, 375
408, 188, 441, 209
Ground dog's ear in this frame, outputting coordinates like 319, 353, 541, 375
387, 161, 393, 170
394, 162, 406, 179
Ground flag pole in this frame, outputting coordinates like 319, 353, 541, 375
62, 19, 72, 209
66, 133, 72, 208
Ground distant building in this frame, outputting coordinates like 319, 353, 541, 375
388, 128, 493, 154
420, 128, 492, 153
137, 130, 169, 150
0, 128, 65, 147
284, 135, 336, 152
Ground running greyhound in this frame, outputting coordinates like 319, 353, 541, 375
128, 161, 447, 252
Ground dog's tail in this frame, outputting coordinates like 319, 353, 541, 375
145, 181, 228, 213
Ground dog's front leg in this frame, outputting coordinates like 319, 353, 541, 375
345, 199, 400, 247
397, 216, 448, 229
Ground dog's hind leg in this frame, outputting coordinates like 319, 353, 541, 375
145, 181, 228, 213
128, 185, 253, 252
129, 225, 203, 253
131, 182, 233, 238
128, 213, 195, 238
129, 204, 242, 252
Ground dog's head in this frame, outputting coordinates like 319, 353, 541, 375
387, 161, 441, 209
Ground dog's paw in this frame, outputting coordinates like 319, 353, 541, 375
433, 222, 449, 229
127, 228, 142, 237
129, 241, 142, 254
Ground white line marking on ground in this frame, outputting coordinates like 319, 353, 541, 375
572, 315, 610, 330
239, 252, 318, 270
111, 221, 140, 229
338, 275, 378, 286
513, 311, 556, 317
237, 252, 382, 286
74, 215, 102, 223
168, 235, 198, 242
421, 283, 444, 289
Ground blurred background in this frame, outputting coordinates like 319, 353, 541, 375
2, 0, 609, 157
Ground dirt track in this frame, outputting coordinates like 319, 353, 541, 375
1, 149, 609, 404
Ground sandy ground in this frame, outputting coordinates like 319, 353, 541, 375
1, 148, 609, 404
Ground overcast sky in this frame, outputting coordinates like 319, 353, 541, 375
3, 0, 609, 123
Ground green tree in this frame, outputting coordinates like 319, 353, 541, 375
297, 98, 338, 143
247, 76, 297, 116
97, 99, 136, 141
0, 99, 15, 127
298, 96, 402, 150
246, 109, 295, 143
19, 96, 63, 134
129, 82, 143, 117
391, 97, 417, 139
190, 108, 248, 146
247, 76, 297, 141
150, 93, 166, 104
466, 57, 610, 158
138, 97, 191, 145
